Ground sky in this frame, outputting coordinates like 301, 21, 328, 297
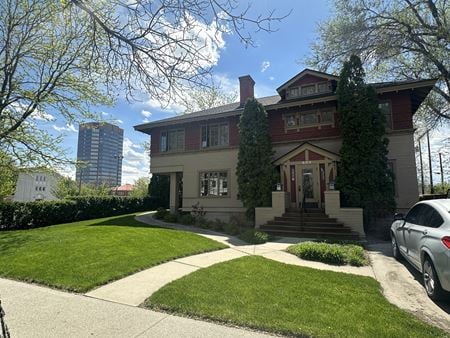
39, 0, 449, 185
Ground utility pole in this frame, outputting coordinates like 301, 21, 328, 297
426, 131, 434, 194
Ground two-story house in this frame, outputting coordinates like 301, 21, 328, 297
135, 69, 436, 236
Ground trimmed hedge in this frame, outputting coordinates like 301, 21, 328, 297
0, 196, 159, 231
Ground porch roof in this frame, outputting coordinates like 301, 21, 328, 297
273, 142, 340, 166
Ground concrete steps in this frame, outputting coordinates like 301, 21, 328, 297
260, 208, 359, 240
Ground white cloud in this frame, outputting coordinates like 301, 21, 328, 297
121, 137, 150, 183
261, 61, 270, 73
115, 119, 123, 124
141, 110, 152, 118
101, 112, 109, 116
31, 110, 55, 121
52, 123, 78, 133
269, 76, 275, 81
142, 118, 150, 123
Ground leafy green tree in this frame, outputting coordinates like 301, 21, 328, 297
54, 177, 112, 198
307, 0, 449, 128
0, 0, 286, 166
149, 174, 170, 209
336, 55, 395, 225
0, 151, 18, 199
130, 177, 150, 198
236, 98, 275, 221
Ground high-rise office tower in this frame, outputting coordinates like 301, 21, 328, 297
75, 122, 124, 187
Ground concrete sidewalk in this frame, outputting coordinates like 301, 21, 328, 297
86, 213, 375, 307
86, 248, 248, 306
0, 278, 275, 338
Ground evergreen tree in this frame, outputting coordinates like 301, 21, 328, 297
236, 98, 275, 221
336, 55, 395, 224
149, 174, 170, 209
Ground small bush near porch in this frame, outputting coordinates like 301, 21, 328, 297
0, 214, 226, 292
146, 256, 446, 337
286, 241, 368, 266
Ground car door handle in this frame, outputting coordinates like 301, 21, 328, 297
422, 230, 428, 235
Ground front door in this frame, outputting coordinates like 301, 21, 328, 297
296, 164, 319, 208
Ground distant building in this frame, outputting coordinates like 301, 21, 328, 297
111, 184, 135, 196
75, 122, 124, 187
13, 171, 58, 202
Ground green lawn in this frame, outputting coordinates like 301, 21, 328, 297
147, 256, 447, 338
0, 214, 226, 292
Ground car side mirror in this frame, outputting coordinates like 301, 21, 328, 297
394, 213, 404, 221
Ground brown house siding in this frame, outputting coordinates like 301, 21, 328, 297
379, 91, 413, 130
290, 74, 330, 87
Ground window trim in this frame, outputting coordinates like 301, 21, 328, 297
286, 81, 332, 99
378, 100, 393, 130
200, 122, 230, 149
198, 169, 230, 198
283, 108, 335, 131
160, 128, 185, 153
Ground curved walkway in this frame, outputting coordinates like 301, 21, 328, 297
85, 212, 374, 307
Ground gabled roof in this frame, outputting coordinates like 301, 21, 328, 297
276, 69, 339, 93
273, 142, 340, 165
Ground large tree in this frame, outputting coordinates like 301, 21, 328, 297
236, 98, 275, 221
307, 0, 449, 128
336, 55, 395, 224
0, 0, 288, 166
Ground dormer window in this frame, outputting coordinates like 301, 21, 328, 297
301, 85, 316, 96
286, 81, 332, 99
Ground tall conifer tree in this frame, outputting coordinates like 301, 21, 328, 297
237, 98, 275, 221
336, 55, 395, 223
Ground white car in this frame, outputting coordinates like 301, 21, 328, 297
390, 199, 450, 301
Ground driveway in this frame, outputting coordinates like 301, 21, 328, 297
367, 242, 450, 331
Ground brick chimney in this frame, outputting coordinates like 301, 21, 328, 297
239, 75, 255, 107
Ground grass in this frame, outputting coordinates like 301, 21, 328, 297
286, 241, 368, 266
146, 256, 447, 338
0, 214, 226, 292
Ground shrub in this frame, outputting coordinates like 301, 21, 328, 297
154, 208, 170, 220
223, 222, 239, 236
0, 196, 160, 231
162, 213, 178, 223
286, 241, 367, 266
178, 213, 195, 225
239, 229, 269, 244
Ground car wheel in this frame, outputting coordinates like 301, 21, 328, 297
423, 258, 446, 301
391, 233, 401, 260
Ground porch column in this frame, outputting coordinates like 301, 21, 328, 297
169, 172, 178, 213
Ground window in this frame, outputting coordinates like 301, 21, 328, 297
285, 114, 297, 128
419, 205, 444, 228
160, 129, 184, 152
405, 204, 424, 224
300, 112, 318, 126
320, 111, 333, 123
287, 87, 299, 99
378, 102, 393, 129
301, 85, 316, 96
317, 82, 331, 93
200, 171, 228, 197
201, 123, 229, 148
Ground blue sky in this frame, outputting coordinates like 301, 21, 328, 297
43, 0, 449, 185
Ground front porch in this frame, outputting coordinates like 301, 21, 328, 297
274, 142, 339, 210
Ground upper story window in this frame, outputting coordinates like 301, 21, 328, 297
284, 109, 335, 129
160, 129, 184, 152
201, 123, 229, 148
301, 85, 316, 96
286, 81, 332, 99
378, 101, 393, 129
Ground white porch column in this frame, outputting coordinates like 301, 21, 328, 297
169, 172, 178, 213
